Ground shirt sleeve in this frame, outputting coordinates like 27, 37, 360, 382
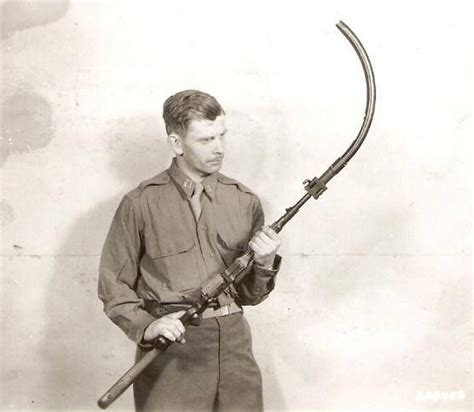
233, 195, 282, 306
98, 195, 156, 343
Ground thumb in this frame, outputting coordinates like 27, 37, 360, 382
168, 310, 186, 319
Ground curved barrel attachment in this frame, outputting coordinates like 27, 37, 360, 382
271, 20, 376, 233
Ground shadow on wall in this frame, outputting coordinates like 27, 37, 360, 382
1, 0, 70, 39
260, 349, 288, 410
40, 115, 171, 409
0, 90, 55, 166
38, 110, 288, 408
0, 88, 56, 235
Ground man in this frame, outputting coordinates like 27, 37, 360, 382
98, 90, 282, 411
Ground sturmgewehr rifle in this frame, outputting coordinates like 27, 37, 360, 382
98, 20, 376, 409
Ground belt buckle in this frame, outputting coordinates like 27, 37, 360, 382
220, 304, 231, 316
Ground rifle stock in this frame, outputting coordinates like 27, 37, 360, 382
98, 252, 255, 409
98, 347, 162, 409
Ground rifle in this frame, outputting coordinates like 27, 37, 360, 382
98, 20, 376, 409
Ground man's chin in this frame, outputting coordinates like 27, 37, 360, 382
205, 161, 223, 173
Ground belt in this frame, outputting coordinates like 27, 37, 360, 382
144, 301, 242, 325
201, 302, 242, 319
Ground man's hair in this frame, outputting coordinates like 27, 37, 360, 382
163, 90, 225, 137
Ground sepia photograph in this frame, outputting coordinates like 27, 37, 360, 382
0, 1, 472, 411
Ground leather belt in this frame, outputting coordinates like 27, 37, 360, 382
201, 302, 242, 319
144, 301, 242, 325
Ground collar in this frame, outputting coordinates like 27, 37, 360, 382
168, 158, 217, 199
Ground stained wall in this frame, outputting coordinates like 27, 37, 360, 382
0, 1, 472, 410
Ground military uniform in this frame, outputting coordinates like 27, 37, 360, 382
98, 159, 281, 411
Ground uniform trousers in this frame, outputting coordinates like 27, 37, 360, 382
133, 312, 263, 411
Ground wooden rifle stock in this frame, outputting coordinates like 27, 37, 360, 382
98, 252, 254, 409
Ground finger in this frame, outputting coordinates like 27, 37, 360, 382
161, 330, 178, 341
157, 321, 183, 339
253, 232, 274, 248
177, 336, 186, 344
258, 230, 281, 248
168, 324, 184, 339
173, 320, 185, 335
249, 240, 265, 256
261, 226, 279, 240
252, 237, 272, 252
165, 312, 186, 332
168, 310, 186, 319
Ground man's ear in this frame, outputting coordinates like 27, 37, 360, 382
168, 133, 184, 156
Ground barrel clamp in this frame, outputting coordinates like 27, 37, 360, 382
303, 177, 327, 200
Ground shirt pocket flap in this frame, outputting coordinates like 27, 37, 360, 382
146, 235, 195, 259
216, 228, 248, 252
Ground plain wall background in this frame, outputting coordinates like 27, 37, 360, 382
0, 0, 472, 410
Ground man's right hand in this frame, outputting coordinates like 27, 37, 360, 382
143, 311, 186, 344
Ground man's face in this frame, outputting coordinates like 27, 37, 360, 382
178, 115, 227, 177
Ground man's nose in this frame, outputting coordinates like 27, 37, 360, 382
213, 137, 225, 154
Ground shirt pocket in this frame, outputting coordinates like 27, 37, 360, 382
144, 231, 197, 291
216, 230, 247, 252
216, 221, 251, 267
145, 233, 195, 259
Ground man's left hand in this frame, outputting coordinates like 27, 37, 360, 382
249, 226, 281, 269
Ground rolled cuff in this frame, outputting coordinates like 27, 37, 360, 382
108, 307, 157, 345
234, 254, 282, 305
254, 254, 282, 276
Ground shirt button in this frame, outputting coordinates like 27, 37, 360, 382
201, 226, 207, 230
209, 253, 214, 257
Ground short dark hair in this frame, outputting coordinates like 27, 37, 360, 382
163, 90, 225, 137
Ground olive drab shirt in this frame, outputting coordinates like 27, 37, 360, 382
98, 159, 281, 343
